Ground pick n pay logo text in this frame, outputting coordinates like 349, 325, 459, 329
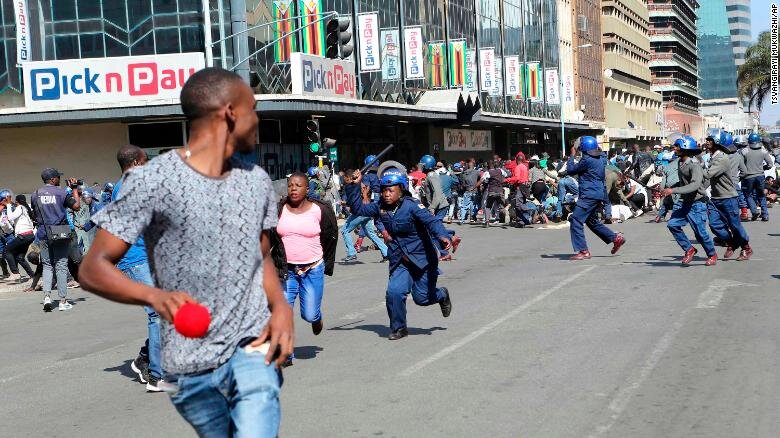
30, 63, 197, 101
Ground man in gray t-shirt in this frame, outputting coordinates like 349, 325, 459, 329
80, 68, 293, 437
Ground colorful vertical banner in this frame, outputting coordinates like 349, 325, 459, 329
504, 56, 521, 97
273, 0, 297, 63
466, 49, 477, 92
492, 57, 503, 96
525, 62, 543, 101
14, 0, 30, 63
403, 26, 424, 79
545, 68, 560, 104
357, 13, 380, 72
299, 0, 325, 56
448, 40, 467, 88
479, 48, 495, 93
427, 42, 447, 88
380, 29, 400, 81
563, 72, 574, 103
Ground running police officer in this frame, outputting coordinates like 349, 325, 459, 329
346, 165, 453, 341
565, 136, 626, 260
661, 136, 718, 266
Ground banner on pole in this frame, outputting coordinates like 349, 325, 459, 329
563, 72, 574, 103
427, 41, 446, 88
298, 0, 326, 56
479, 48, 495, 93
14, 0, 30, 63
545, 68, 560, 104
273, 0, 296, 63
466, 49, 477, 92
448, 40, 467, 88
357, 13, 380, 72
525, 62, 542, 102
403, 26, 424, 79
492, 56, 502, 96
380, 29, 400, 81
504, 56, 520, 97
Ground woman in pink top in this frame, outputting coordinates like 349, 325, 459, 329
271, 172, 338, 365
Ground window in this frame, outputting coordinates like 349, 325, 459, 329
52, 0, 77, 21
77, 0, 102, 19
55, 35, 80, 59
129, 122, 185, 149
155, 28, 181, 54
80, 33, 105, 58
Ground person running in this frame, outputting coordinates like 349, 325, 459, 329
661, 136, 718, 266
271, 172, 338, 366
340, 165, 389, 263
31, 168, 81, 312
703, 133, 752, 261
345, 166, 453, 341
80, 68, 293, 436
419, 155, 461, 259
566, 136, 626, 260
741, 132, 773, 221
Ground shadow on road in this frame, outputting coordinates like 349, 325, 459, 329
294, 346, 324, 359
330, 324, 447, 338
56, 297, 87, 306
771, 275, 780, 280
540, 254, 612, 260
103, 359, 141, 381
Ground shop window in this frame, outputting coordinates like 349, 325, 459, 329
129, 122, 185, 149
52, 0, 77, 20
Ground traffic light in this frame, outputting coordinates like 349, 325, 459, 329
305, 119, 320, 153
325, 17, 353, 59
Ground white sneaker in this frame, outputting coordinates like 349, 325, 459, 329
6, 273, 21, 283
43, 296, 53, 312
633, 209, 645, 218
67, 281, 80, 289
58, 301, 73, 311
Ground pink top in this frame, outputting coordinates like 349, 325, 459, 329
277, 203, 323, 264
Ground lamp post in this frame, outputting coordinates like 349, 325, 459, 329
559, 43, 592, 158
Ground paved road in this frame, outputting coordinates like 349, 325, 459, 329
1, 218, 778, 437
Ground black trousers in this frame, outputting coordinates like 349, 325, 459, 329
5, 234, 34, 276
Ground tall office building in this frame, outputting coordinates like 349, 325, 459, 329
648, 0, 703, 137
601, 0, 664, 147
726, 0, 751, 66
572, 0, 605, 122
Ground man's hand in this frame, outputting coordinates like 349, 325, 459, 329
148, 290, 196, 322
251, 302, 294, 367
660, 188, 674, 198
352, 170, 363, 182
570, 146, 578, 158
439, 237, 452, 250
381, 229, 392, 244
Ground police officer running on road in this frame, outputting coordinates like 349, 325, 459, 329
566, 136, 626, 260
346, 165, 453, 341
661, 136, 718, 266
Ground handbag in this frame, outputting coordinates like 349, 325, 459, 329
33, 190, 72, 242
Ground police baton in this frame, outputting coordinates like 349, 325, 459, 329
360, 144, 396, 173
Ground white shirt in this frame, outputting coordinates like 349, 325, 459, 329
6, 205, 34, 235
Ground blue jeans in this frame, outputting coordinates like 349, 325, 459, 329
742, 175, 768, 219
386, 262, 447, 332
122, 262, 162, 380
556, 176, 578, 217
711, 197, 750, 248
707, 201, 731, 244
341, 215, 388, 257
569, 197, 616, 252
736, 188, 747, 209
170, 346, 282, 437
667, 201, 716, 256
284, 262, 324, 323
458, 192, 476, 221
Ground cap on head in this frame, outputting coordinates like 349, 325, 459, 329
41, 168, 63, 182
420, 154, 436, 171
576, 136, 601, 157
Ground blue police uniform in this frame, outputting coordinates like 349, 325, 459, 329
565, 154, 617, 252
346, 184, 449, 333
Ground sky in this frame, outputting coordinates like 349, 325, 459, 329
749, 0, 779, 125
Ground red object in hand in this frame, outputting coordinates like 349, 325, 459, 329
174, 303, 211, 338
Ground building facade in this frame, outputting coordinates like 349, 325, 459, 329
572, 0, 605, 124
0, 0, 599, 194
648, 0, 703, 138
725, 0, 751, 67
601, 0, 663, 148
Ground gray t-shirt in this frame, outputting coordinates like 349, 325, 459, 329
93, 152, 277, 375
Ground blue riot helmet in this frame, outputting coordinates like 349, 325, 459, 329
575, 136, 601, 157
307, 166, 319, 177
733, 135, 747, 148
719, 132, 736, 153
419, 154, 436, 171
103, 182, 114, 193
748, 132, 761, 144
364, 154, 379, 168
452, 162, 464, 172
679, 136, 701, 153
379, 170, 409, 191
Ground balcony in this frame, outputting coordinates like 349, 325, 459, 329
649, 27, 698, 55
649, 52, 698, 76
652, 77, 701, 99
648, 1, 697, 26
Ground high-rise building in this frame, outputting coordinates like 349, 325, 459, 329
601, 0, 664, 147
726, 0, 751, 66
572, 0, 606, 122
648, 0, 704, 137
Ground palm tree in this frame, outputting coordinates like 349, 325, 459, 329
737, 31, 771, 113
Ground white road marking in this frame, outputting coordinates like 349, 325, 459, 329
340, 302, 387, 320
400, 266, 596, 377
590, 307, 692, 437
696, 279, 757, 309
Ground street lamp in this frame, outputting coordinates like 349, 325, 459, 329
559, 43, 593, 158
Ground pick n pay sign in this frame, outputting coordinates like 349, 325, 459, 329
22, 53, 205, 110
